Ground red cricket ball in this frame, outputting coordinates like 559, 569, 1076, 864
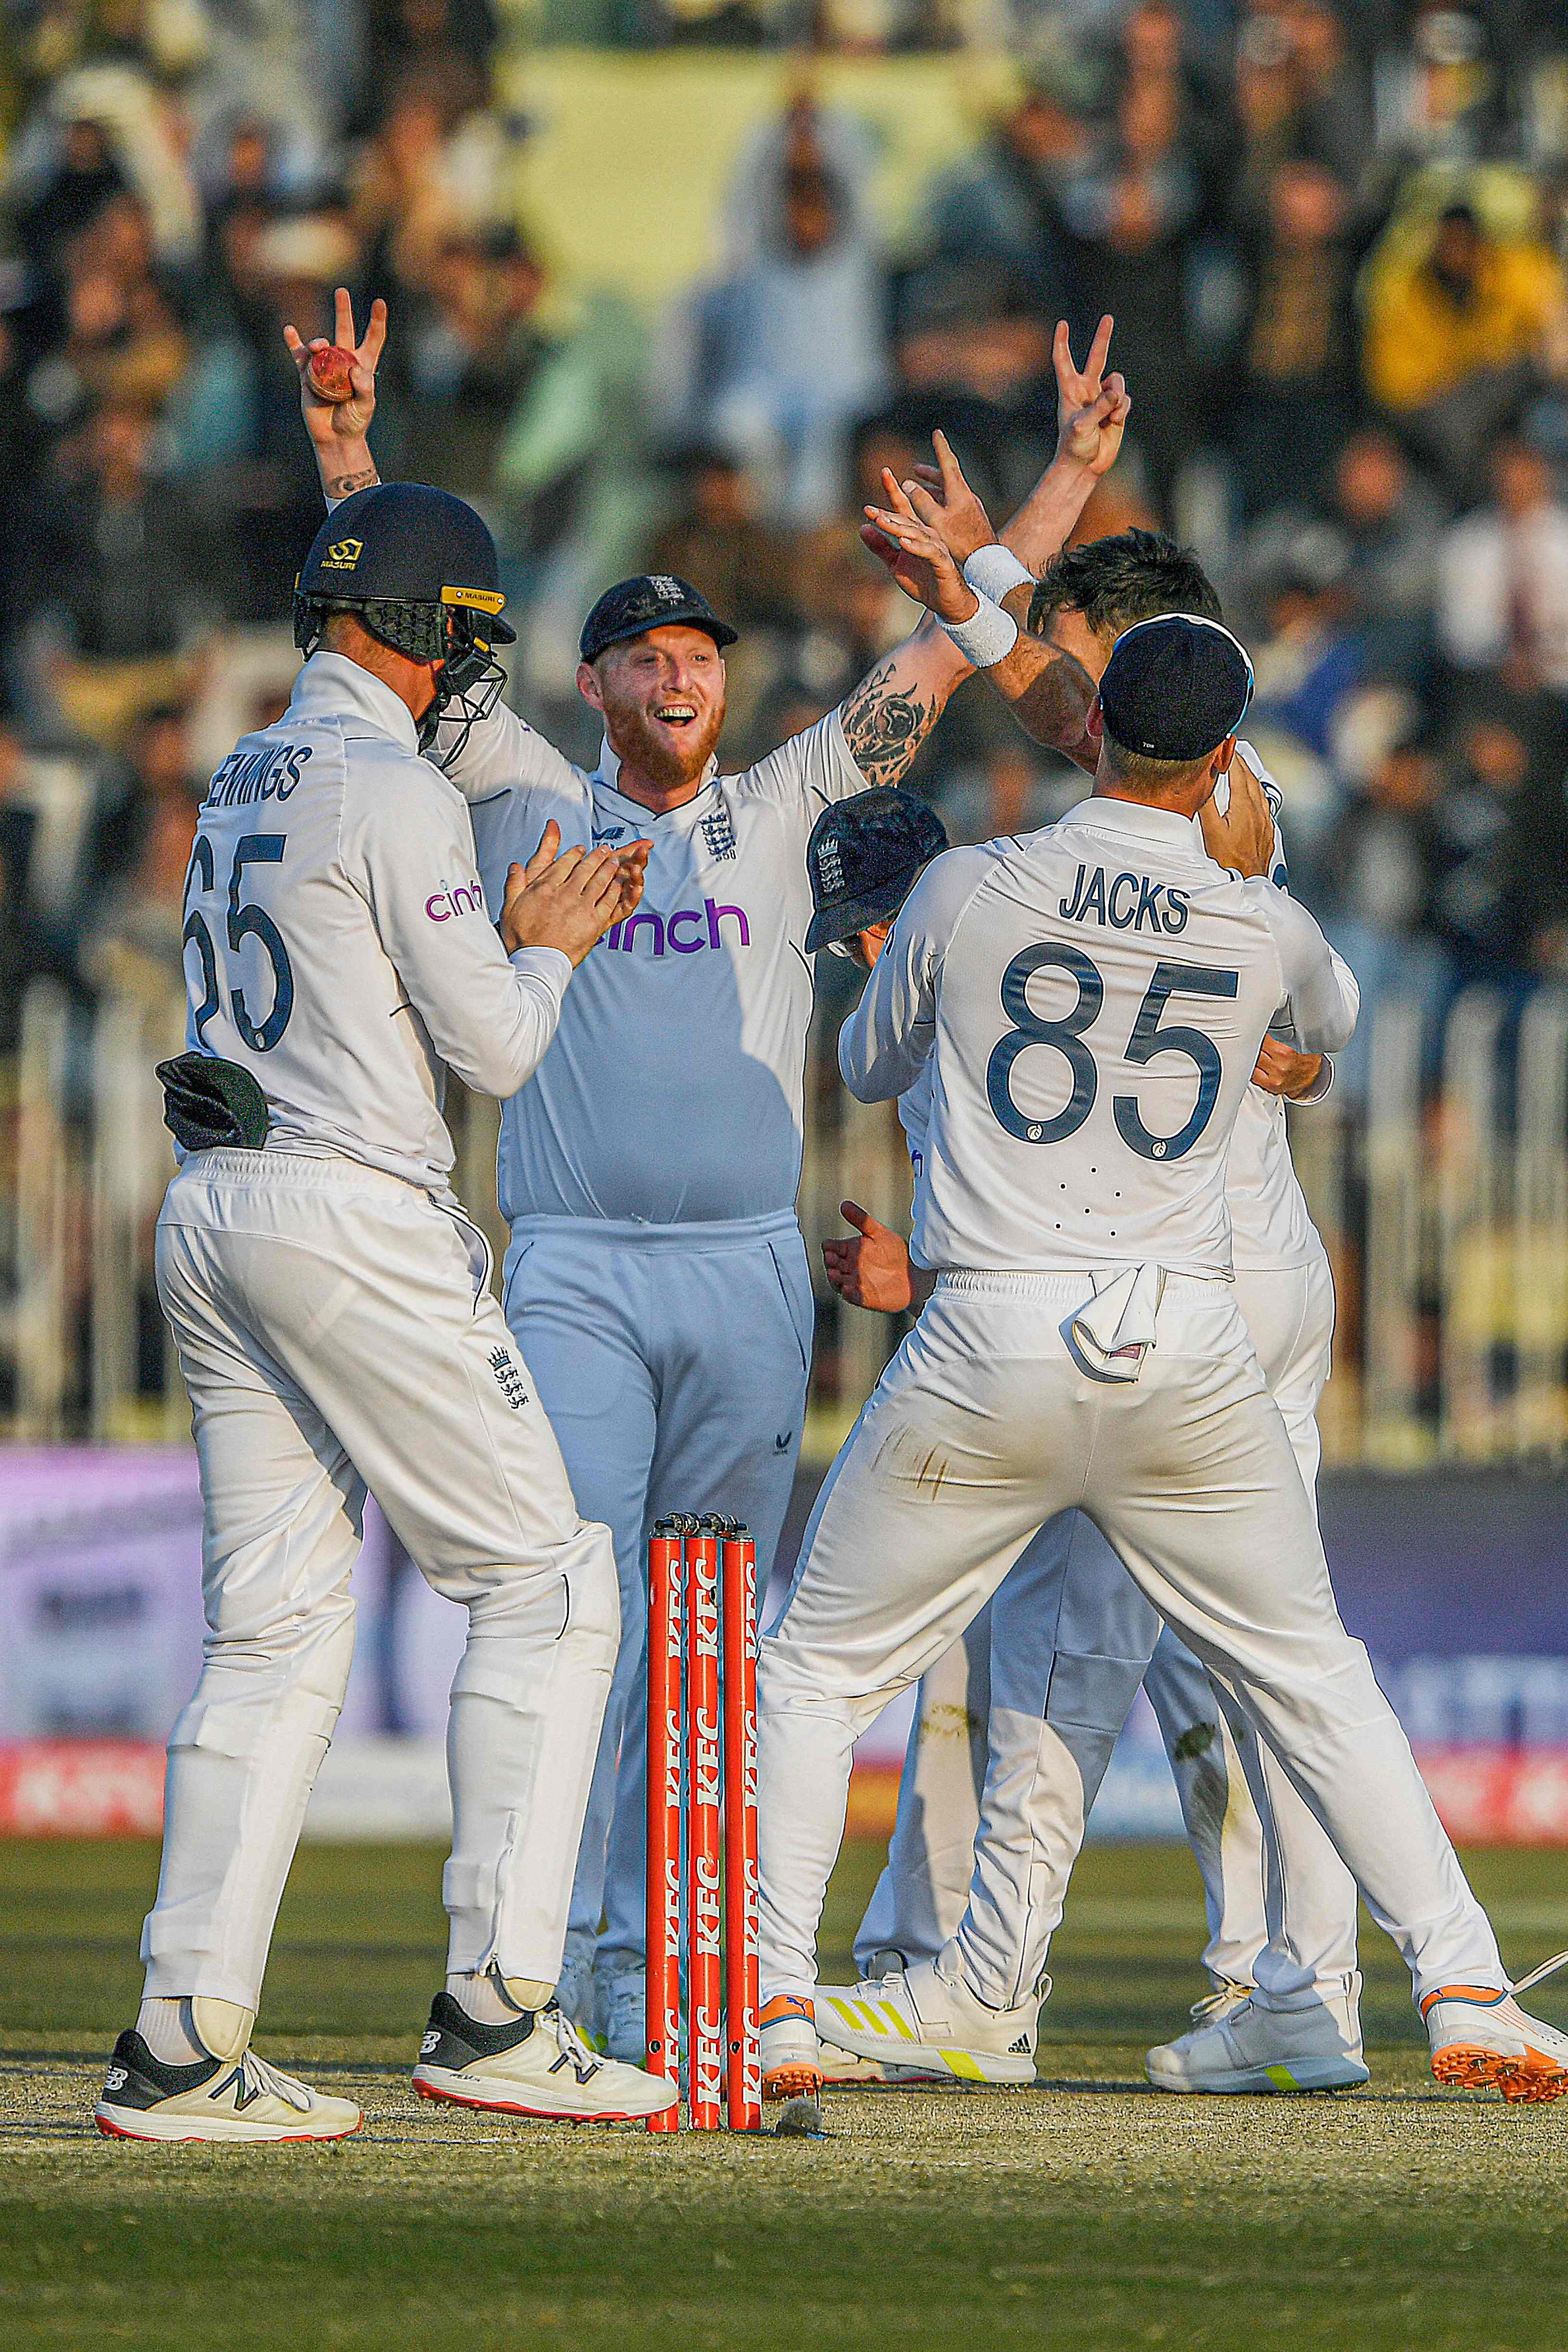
306, 345, 357, 404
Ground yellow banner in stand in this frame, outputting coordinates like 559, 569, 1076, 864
498, 47, 1008, 314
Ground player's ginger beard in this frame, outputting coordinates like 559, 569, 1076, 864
577, 626, 727, 810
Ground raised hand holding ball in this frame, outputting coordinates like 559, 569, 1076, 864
306, 345, 359, 405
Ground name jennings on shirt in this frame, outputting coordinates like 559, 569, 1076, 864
202, 740, 314, 808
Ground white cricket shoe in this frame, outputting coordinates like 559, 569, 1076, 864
95, 2032, 362, 2143
816, 2042, 938, 2087
760, 1994, 824, 2101
815, 1947, 1040, 2086
1423, 1982, 1568, 2104
1147, 1976, 1369, 2094
412, 1993, 676, 2122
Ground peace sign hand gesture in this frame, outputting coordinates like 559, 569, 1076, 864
1053, 315, 1130, 478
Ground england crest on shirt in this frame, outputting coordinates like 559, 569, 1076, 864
700, 797, 737, 862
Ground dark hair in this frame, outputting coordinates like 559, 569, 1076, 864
1028, 528, 1224, 645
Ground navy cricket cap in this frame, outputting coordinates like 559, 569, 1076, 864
579, 574, 738, 664
1097, 613, 1254, 762
297, 483, 515, 641
805, 787, 949, 953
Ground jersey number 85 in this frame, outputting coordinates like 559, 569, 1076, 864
987, 944, 1238, 1163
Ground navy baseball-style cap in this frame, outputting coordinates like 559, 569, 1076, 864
805, 787, 949, 953
1098, 613, 1254, 761
579, 574, 738, 663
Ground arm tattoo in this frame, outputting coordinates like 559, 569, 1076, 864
325, 465, 380, 500
840, 657, 941, 787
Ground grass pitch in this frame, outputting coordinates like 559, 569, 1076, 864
6, 1837, 1568, 2351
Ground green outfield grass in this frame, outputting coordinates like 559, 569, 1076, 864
5, 1836, 1568, 2351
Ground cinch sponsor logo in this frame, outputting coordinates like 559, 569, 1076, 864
603, 899, 750, 956
426, 876, 486, 921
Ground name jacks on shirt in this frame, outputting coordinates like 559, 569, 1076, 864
1057, 864, 1191, 935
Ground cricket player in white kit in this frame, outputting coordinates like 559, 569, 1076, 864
757, 613, 1568, 2109
285, 291, 1134, 2057
818, 525, 1367, 2094
96, 483, 677, 2140
805, 766, 1362, 2095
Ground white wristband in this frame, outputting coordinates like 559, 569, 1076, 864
941, 594, 1019, 668
962, 544, 1034, 604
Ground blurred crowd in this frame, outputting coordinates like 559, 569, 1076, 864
3, 0, 1568, 1087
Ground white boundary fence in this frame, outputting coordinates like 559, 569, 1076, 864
4, 979, 1567, 1466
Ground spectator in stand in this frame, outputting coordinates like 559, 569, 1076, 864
1247, 539, 1365, 762
1428, 701, 1563, 996
1283, 0, 1376, 196
645, 443, 797, 631
401, 225, 547, 499
1239, 428, 1444, 674
166, 205, 364, 624
673, 126, 888, 522
0, 720, 91, 1047
1230, 159, 1365, 519
918, 54, 1096, 325
351, 74, 482, 301
1437, 433, 1568, 701
1231, 10, 1303, 231
1362, 199, 1568, 493
1057, 13, 1217, 518
1322, 733, 1452, 1089
363, 0, 498, 124
15, 67, 204, 276
886, 260, 1055, 515
1365, 6, 1506, 185
643, 445, 800, 753
15, 397, 214, 746
75, 698, 203, 1011
9, 108, 127, 273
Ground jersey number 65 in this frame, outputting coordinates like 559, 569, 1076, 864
183, 833, 296, 1052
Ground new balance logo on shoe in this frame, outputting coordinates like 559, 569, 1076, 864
211, 2065, 262, 2111
419, 2030, 440, 2056
548, 2045, 601, 2086
103, 2066, 128, 2093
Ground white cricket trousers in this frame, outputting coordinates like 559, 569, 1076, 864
502, 1210, 814, 1972
758, 1270, 1505, 2011
146, 1149, 619, 2011
853, 1255, 1362, 2008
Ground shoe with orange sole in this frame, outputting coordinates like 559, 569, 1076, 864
760, 1994, 824, 2101
1424, 1961, 1568, 2104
